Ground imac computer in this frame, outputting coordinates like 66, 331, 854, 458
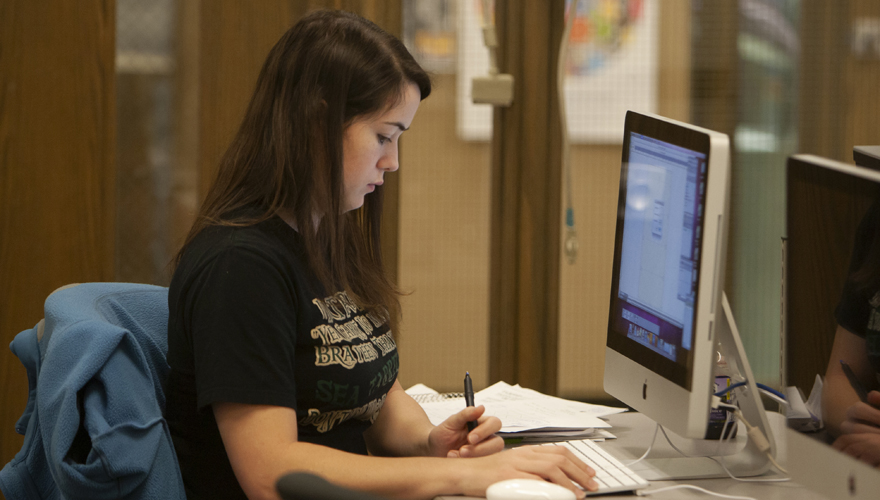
785, 154, 880, 499
604, 111, 778, 480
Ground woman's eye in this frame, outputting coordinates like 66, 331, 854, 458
378, 135, 391, 145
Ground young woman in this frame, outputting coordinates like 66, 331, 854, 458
164, 10, 597, 500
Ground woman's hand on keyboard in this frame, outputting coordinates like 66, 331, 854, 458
457, 444, 598, 498
429, 404, 505, 458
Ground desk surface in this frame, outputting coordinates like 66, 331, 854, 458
439, 412, 827, 500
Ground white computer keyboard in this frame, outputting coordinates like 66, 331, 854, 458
542, 439, 650, 496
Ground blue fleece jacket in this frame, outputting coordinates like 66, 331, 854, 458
0, 283, 186, 499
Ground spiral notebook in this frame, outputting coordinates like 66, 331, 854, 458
409, 392, 464, 404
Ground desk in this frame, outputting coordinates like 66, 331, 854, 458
439, 412, 826, 500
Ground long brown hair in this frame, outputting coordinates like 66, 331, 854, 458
177, 10, 431, 330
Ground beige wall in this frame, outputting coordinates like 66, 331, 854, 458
398, 74, 492, 392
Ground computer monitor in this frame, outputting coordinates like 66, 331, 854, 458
605, 111, 730, 439
604, 111, 777, 480
785, 154, 880, 499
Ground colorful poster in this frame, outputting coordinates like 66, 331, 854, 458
456, 0, 658, 143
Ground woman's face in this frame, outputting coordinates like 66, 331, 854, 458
342, 83, 421, 213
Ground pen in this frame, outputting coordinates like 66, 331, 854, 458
464, 371, 476, 432
840, 360, 869, 403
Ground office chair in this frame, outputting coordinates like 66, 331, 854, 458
0, 283, 186, 500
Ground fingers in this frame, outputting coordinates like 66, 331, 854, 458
840, 420, 880, 435
431, 406, 502, 459
833, 434, 880, 467
451, 411, 503, 458
467, 413, 502, 444
842, 402, 880, 434
514, 445, 598, 493
868, 390, 880, 407
458, 434, 505, 458
445, 405, 486, 432
450, 407, 500, 445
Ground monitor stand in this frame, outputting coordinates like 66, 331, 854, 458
627, 292, 781, 481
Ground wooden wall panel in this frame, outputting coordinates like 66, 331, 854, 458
0, 0, 115, 469
197, 2, 295, 199
845, 0, 880, 160
490, 0, 565, 395
787, 0, 880, 393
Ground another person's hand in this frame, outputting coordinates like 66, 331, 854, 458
427, 405, 504, 458
833, 432, 880, 467
839, 391, 880, 435
460, 445, 598, 498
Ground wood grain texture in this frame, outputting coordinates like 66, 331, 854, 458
786, 164, 880, 394
798, 1, 848, 159
197, 1, 294, 199
0, 0, 115, 469
490, 0, 565, 395
787, 0, 880, 392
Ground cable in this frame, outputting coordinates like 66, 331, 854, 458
704, 400, 789, 482
756, 383, 786, 400
558, 0, 579, 265
714, 382, 746, 397
636, 484, 756, 500
656, 403, 789, 483
714, 382, 786, 401
730, 408, 788, 475
625, 422, 659, 466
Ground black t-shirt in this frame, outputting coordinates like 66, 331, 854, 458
835, 200, 880, 382
165, 214, 399, 500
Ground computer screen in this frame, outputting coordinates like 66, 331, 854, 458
613, 132, 706, 369
605, 111, 730, 440
785, 154, 880, 499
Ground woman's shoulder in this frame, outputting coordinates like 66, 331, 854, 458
184, 216, 304, 270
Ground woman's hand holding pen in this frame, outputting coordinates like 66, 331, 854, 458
427, 405, 504, 458
832, 391, 880, 468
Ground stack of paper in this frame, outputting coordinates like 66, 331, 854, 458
406, 381, 627, 442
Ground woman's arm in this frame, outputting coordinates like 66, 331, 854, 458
214, 399, 597, 500
823, 325, 879, 436
363, 380, 504, 458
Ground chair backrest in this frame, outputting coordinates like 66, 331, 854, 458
1, 282, 187, 500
